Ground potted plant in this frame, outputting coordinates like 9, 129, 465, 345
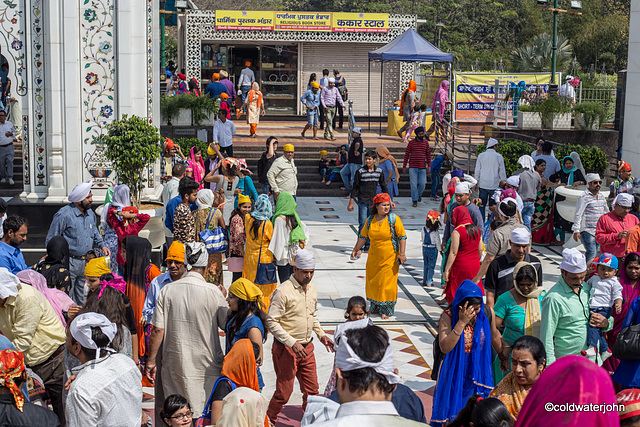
97, 114, 163, 205
574, 101, 607, 130
160, 94, 216, 126
517, 105, 542, 129
536, 95, 573, 129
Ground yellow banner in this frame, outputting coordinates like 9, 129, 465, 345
332, 12, 389, 33
274, 12, 332, 31
215, 10, 274, 31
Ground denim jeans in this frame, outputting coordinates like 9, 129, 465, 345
240, 86, 251, 112
409, 168, 427, 202
522, 201, 535, 230
581, 231, 599, 263
430, 170, 440, 198
341, 163, 360, 191
306, 109, 319, 127
587, 306, 611, 351
422, 246, 438, 286
478, 187, 494, 221
357, 200, 370, 251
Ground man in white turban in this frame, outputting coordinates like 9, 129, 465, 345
474, 137, 506, 220
573, 173, 608, 262
45, 180, 110, 305
266, 248, 334, 424
595, 192, 639, 258
146, 240, 228, 421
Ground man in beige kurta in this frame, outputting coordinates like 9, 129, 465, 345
146, 242, 228, 422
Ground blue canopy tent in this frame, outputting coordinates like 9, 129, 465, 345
367, 28, 453, 134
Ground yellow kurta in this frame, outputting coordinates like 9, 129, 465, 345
360, 215, 406, 304
242, 214, 277, 308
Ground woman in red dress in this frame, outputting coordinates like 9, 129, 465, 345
443, 206, 484, 304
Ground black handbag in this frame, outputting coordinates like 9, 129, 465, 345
613, 324, 640, 360
255, 221, 277, 285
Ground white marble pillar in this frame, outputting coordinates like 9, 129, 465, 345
622, 0, 640, 168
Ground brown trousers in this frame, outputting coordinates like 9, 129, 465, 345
30, 345, 65, 425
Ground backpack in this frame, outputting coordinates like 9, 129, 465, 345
364, 213, 399, 252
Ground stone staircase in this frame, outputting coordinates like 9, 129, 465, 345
0, 141, 23, 198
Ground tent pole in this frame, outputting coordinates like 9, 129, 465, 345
368, 59, 371, 132
380, 61, 383, 136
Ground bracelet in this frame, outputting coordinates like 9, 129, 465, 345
452, 328, 461, 336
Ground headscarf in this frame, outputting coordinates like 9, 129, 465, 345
432, 80, 450, 118
0, 268, 19, 300
189, 147, 205, 186
221, 338, 259, 391
619, 160, 633, 173
229, 278, 263, 302
271, 191, 306, 245
512, 262, 544, 338
238, 159, 252, 176
498, 198, 518, 218
123, 236, 151, 292
376, 146, 400, 183
251, 194, 273, 221
399, 80, 417, 117
517, 155, 535, 171
196, 188, 214, 210
561, 155, 577, 186
96, 274, 126, 299
372, 192, 391, 207
100, 184, 131, 231
570, 151, 586, 179
614, 193, 634, 208
0, 349, 26, 412
166, 241, 186, 263
490, 371, 532, 419
69, 313, 118, 361
68, 179, 93, 203
237, 194, 252, 206
177, 73, 186, 80
185, 242, 208, 269
216, 387, 269, 427
431, 280, 493, 425
248, 82, 263, 109
17, 270, 74, 327
84, 257, 111, 278
500, 189, 517, 201
617, 389, 640, 421
38, 236, 70, 289
452, 205, 473, 229
514, 356, 618, 427
188, 78, 201, 97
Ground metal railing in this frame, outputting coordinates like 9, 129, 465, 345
577, 83, 617, 123
347, 99, 355, 146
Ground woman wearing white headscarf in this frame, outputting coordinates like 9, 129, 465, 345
101, 185, 131, 272
570, 151, 586, 180
216, 387, 269, 427
193, 189, 224, 286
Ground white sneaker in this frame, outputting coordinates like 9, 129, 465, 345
0, 179, 6, 184
8, 179, 14, 185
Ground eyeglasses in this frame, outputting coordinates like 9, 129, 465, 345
169, 410, 193, 421
591, 181, 602, 184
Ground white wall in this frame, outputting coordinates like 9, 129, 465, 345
622, 1, 640, 169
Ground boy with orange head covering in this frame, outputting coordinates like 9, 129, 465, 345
610, 160, 640, 204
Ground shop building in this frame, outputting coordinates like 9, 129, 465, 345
182, 11, 417, 116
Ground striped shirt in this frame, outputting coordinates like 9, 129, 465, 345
573, 190, 609, 235
403, 138, 432, 169
351, 167, 387, 206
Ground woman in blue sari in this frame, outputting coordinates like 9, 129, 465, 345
431, 280, 503, 426
613, 296, 640, 388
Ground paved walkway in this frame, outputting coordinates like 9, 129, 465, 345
143, 196, 569, 425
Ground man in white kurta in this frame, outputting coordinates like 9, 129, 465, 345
146, 242, 228, 420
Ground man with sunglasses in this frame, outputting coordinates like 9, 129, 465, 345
573, 173, 609, 263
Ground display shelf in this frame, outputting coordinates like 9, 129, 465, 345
264, 94, 296, 99
261, 81, 296, 86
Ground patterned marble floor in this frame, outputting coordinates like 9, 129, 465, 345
143, 196, 571, 426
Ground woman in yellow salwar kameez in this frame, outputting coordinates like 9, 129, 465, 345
242, 194, 277, 309
351, 193, 407, 319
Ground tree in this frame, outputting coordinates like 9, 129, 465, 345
511, 33, 573, 73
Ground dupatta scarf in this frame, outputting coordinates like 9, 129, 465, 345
431, 280, 493, 425
189, 146, 206, 185
247, 82, 263, 109
432, 80, 450, 118
512, 262, 544, 338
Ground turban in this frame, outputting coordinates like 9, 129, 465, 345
455, 182, 470, 194
245, 61, 251, 67
237, 194, 252, 206
335, 327, 401, 384
177, 73, 186, 80
283, 144, 294, 152
185, 242, 208, 270
207, 145, 216, 156
166, 241, 185, 263
84, 257, 111, 278
320, 150, 328, 156
586, 173, 601, 183
0, 268, 19, 299
220, 93, 229, 99
619, 161, 632, 172
295, 248, 316, 270
213, 73, 220, 80
506, 175, 520, 187
311, 81, 320, 89
559, 247, 587, 273
229, 278, 263, 302
372, 192, 391, 206
614, 193, 634, 208
70, 313, 117, 360
414, 126, 425, 135
451, 169, 464, 179
96, 274, 126, 299
0, 349, 25, 412
68, 179, 93, 203
328, 77, 335, 83
510, 228, 531, 245
487, 138, 499, 148
352, 127, 362, 135
617, 389, 640, 420
165, 138, 175, 150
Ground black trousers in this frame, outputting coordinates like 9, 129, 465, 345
219, 145, 233, 157
319, 105, 326, 129
333, 104, 344, 129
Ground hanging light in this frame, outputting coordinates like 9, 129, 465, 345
570, 0, 582, 9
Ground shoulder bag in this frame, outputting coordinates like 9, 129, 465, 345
195, 376, 237, 426
255, 221, 277, 285
199, 208, 229, 254
613, 323, 640, 360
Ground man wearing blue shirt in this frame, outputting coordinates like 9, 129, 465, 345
430, 151, 453, 200
0, 216, 28, 274
300, 82, 321, 140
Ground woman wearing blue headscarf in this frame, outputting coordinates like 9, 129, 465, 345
430, 280, 503, 426
549, 153, 586, 243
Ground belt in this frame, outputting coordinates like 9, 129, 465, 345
70, 254, 86, 260
29, 345, 64, 369
275, 337, 313, 348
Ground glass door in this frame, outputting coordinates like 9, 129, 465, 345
261, 44, 298, 115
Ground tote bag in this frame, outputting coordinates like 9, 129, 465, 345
199, 208, 229, 254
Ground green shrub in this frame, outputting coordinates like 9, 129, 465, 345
477, 139, 533, 176
573, 101, 607, 130
160, 94, 216, 126
554, 145, 608, 176
174, 137, 209, 158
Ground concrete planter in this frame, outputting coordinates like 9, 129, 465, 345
542, 113, 572, 130
200, 111, 216, 126
161, 108, 192, 126
517, 111, 542, 129
574, 113, 600, 131
555, 185, 610, 251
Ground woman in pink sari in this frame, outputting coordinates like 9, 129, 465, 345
16, 269, 76, 326
188, 146, 206, 189
514, 355, 619, 427
426, 80, 451, 139
604, 251, 640, 377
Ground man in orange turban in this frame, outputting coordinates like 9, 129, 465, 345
238, 61, 256, 115
161, 138, 188, 182
205, 71, 228, 102
609, 160, 640, 204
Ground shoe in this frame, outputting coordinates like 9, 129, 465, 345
412, 202, 418, 207
8, 179, 13, 185
0, 179, 5, 184
418, 197, 422, 202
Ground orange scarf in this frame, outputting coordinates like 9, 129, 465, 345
221, 338, 260, 391
490, 371, 531, 419
247, 90, 263, 109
